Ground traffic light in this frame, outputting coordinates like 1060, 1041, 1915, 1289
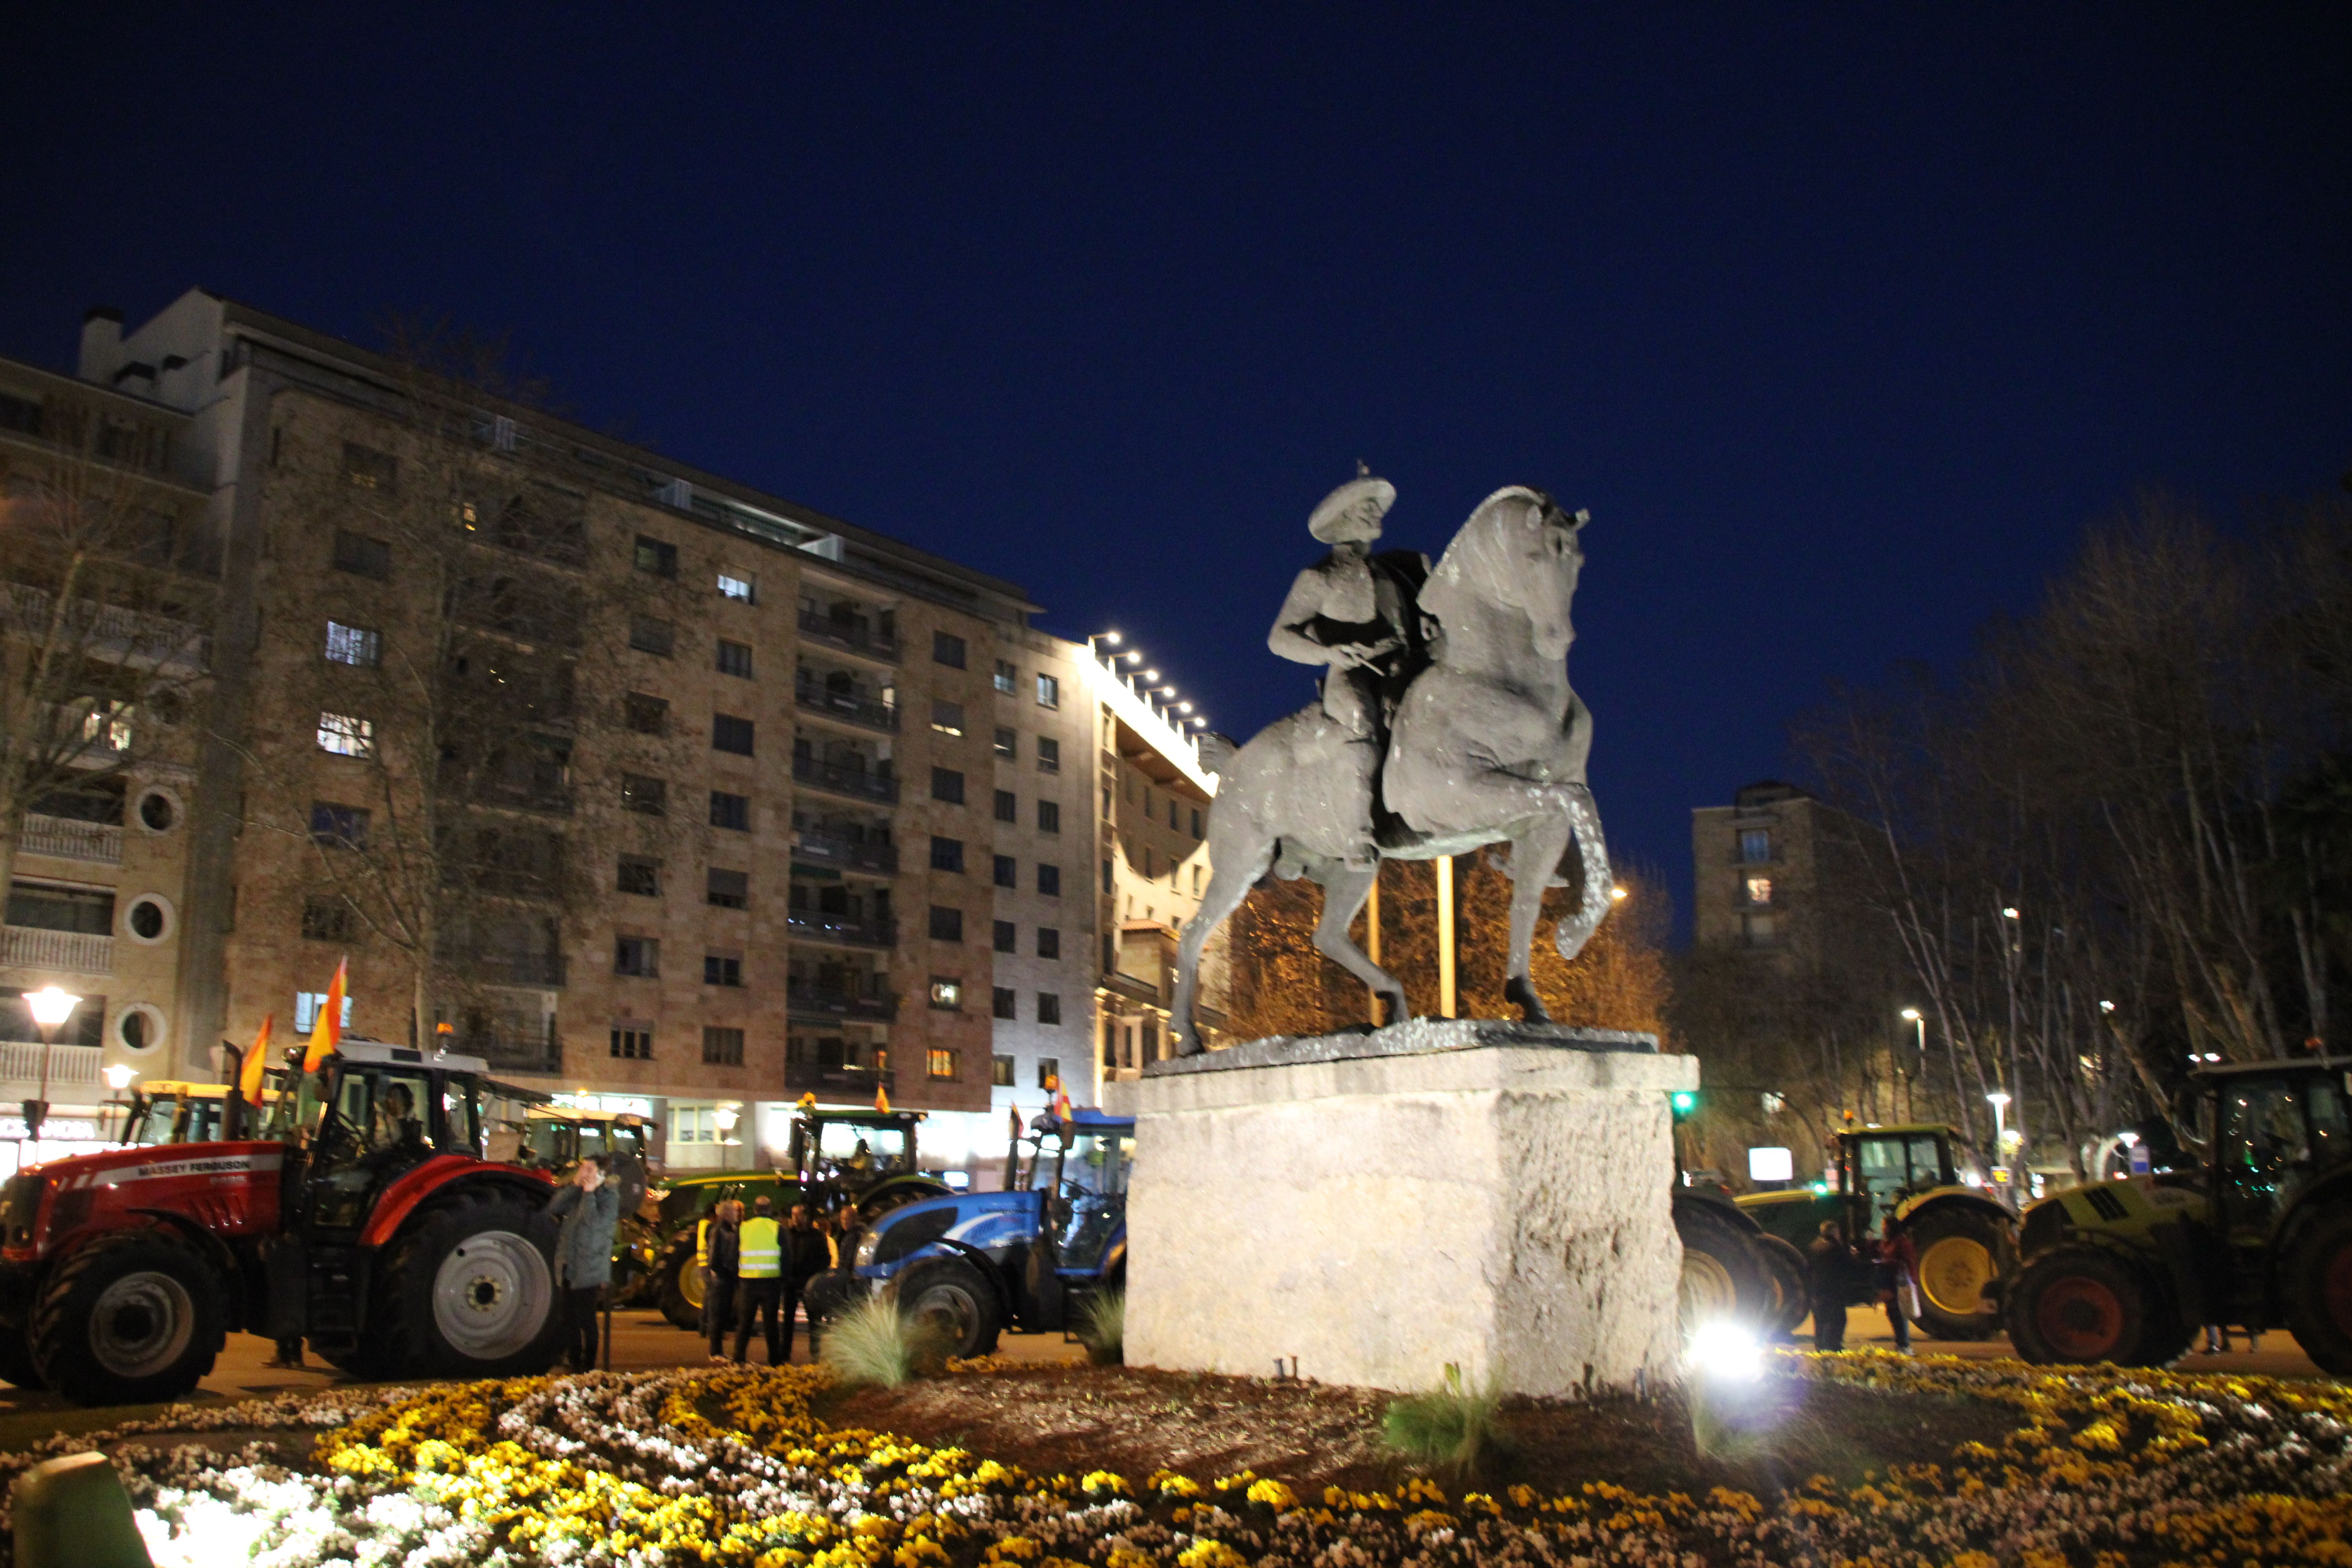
1670, 1089, 1699, 1120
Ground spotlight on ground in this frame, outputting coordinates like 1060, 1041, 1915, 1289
1684, 1319, 1763, 1385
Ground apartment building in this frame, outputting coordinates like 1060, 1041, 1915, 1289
1689, 779, 1833, 968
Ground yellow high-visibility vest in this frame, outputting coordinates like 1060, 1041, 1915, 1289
695, 1217, 712, 1269
739, 1216, 782, 1279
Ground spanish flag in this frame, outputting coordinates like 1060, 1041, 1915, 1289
238, 1013, 273, 1101
301, 958, 348, 1073
874, 1083, 891, 1114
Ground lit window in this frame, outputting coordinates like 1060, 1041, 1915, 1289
1746, 877, 1773, 905
1739, 828, 1771, 863
932, 699, 966, 737
324, 621, 381, 667
717, 572, 755, 603
317, 711, 375, 758
295, 991, 353, 1034
82, 701, 133, 752
927, 1047, 959, 1080
929, 977, 963, 1010
994, 727, 1016, 760
991, 1052, 1015, 1085
1035, 673, 1060, 709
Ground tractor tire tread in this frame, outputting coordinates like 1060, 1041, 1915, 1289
30, 1230, 225, 1406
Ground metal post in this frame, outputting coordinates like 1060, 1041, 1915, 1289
1435, 857, 1457, 1018
601, 1283, 613, 1372
1364, 869, 1383, 1024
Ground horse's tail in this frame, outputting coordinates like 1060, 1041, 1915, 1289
1553, 784, 1612, 964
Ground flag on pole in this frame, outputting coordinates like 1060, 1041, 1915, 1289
238, 1014, 274, 1100
301, 958, 348, 1073
874, 1083, 891, 1114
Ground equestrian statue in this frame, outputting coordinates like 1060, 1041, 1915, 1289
1169, 477, 1610, 1052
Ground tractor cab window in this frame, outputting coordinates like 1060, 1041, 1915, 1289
1851, 1136, 1932, 1232
180, 1098, 224, 1143
440, 1078, 483, 1157
2221, 1078, 2316, 1242
2311, 1076, 2351, 1171
1053, 1130, 1134, 1271
1063, 1132, 1134, 1198
128, 1094, 178, 1145
817, 1122, 909, 1175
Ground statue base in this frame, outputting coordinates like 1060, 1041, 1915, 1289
1101, 1020, 1695, 1396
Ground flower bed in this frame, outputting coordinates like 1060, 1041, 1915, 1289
8, 1351, 2349, 1568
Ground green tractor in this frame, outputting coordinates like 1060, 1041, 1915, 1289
2002, 1055, 2352, 1373
1737, 1123, 2016, 1339
646, 1105, 950, 1329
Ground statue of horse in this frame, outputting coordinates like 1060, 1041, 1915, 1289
1170, 485, 1610, 1051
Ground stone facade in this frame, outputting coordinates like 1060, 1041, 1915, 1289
1689, 780, 1831, 967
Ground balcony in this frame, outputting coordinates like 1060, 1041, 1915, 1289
792, 755, 899, 804
452, 1030, 564, 1075
784, 1062, 895, 1097
785, 909, 896, 949
794, 682, 900, 734
442, 951, 569, 989
17, 814, 122, 865
0, 1042, 101, 1090
787, 980, 898, 1023
791, 830, 898, 876
0, 584, 211, 673
797, 610, 898, 663
0, 927, 113, 975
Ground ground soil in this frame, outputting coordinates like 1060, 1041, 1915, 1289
827, 1363, 2024, 1500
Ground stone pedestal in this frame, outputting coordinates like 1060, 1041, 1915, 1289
1103, 1020, 1696, 1396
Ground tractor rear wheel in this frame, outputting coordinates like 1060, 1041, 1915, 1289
657, 1241, 706, 1330
1755, 1234, 1811, 1338
31, 1232, 225, 1406
1908, 1207, 2010, 1339
2281, 1203, 2352, 1376
1672, 1198, 1771, 1339
897, 1260, 1001, 1359
376, 1191, 564, 1379
2005, 1247, 2151, 1365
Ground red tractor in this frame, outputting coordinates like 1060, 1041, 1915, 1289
0, 1038, 569, 1406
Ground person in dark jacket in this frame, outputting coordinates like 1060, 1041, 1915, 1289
781, 1203, 828, 1362
1876, 1217, 1918, 1353
1808, 1220, 1856, 1352
546, 1154, 621, 1372
701, 1199, 743, 1361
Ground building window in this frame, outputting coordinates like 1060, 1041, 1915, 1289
704, 954, 744, 987
1037, 994, 1062, 1026
931, 835, 965, 874
931, 767, 965, 805
1193, 865, 1205, 894
994, 659, 1017, 695
633, 535, 679, 577
299, 896, 354, 942
1170, 799, 1180, 829
332, 530, 393, 580
341, 442, 397, 491
617, 856, 661, 896
707, 867, 749, 909
1036, 1056, 1061, 1089
994, 789, 1017, 824
1037, 927, 1060, 959
713, 714, 756, 755
702, 1026, 745, 1065
622, 774, 668, 815
324, 620, 381, 667
624, 692, 669, 734
932, 699, 966, 737
1191, 808, 1203, 838
994, 726, 1016, 760
993, 854, 1016, 889
1746, 876, 1773, 906
1036, 737, 1060, 774
716, 639, 754, 678
929, 906, 964, 942
991, 1052, 1015, 1085
295, 991, 353, 1034
1739, 828, 1772, 864
929, 977, 963, 1010
927, 1047, 959, 1080
615, 936, 660, 977
317, 711, 375, 758
993, 919, 1016, 953
629, 616, 676, 657
710, 791, 751, 830
717, 571, 755, 603
309, 802, 369, 849
1037, 800, 1060, 834
991, 986, 1018, 1020
1035, 674, 1060, 709
1101, 859, 1114, 894
933, 631, 966, 669
1037, 863, 1061, 897
611, 1027, 653, 1061
670, 1103, 719, 1143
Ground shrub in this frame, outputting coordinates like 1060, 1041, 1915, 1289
1075, 1289, 1125, 1365
1379, 1363, 1511, 1475
820, 1296, 938, 1387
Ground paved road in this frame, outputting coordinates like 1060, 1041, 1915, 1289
1817, 1307, 2329, 1379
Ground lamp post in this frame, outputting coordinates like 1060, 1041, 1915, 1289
1900, 1008, 1926, 1123
21, 987, 81, 1149
102, 1062, 134, 1143
1985, 1090, 2012, 1187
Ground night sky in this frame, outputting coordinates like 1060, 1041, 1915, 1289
6, 8, 2348, 938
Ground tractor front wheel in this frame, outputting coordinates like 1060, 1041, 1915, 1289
897, 1261, 1001, 1359
657, 1241, 706, 1331
31, 1232, 225, 1406
1671, 1198, 1773, 1339
377, 1192, 565, 1379
1907, 1208, 2010, 1339
2005, 1247, 2152, 1366
2281, 1204, 2352, 1376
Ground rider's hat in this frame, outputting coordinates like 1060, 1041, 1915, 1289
1308, 472, 1396, 544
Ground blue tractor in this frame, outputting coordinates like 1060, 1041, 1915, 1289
832, 1108, 1134, 1357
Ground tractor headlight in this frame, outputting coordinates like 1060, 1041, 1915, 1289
854, 1227, 882, 1270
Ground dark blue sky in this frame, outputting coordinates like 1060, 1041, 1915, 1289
6, 7, 2348, 936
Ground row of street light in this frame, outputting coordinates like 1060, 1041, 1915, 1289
1088, 631, 1212, 737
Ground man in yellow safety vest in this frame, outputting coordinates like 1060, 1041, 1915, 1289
733, 1195, 786, 1364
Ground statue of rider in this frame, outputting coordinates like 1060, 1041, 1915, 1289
1266, 467, 1429, 869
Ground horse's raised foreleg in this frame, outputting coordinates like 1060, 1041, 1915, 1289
1171, 824, 1278, 1055
1552, 782, 1612, 964
1308, 862, 1408, 1028
1501, 813, 1573, 1021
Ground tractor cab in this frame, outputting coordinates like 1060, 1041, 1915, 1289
788, 1107, 936, 1214
1020, 1109, 1135, 1282
123, 1078, 286, 1145
501, 1105, 656, 1220
288, 1039, 495, 1229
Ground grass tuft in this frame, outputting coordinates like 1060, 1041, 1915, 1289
1380, 1363, 1513, 1475
819, 1296, 939, 1387
1074, 1289, 1125, 1365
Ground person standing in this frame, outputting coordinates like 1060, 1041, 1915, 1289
701, 1200, 743, 1362
1808, 1220, 1854, 1352
1877, 1217, 1918, 1353
782, 1203, 827, 1362
733, 1196, 785, 1365
546, 1154, 619, 1373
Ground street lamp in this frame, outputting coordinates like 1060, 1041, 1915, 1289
1985, 1090, 2012, 1182
1900, 1008, 1926, 1122
714, 1103, 740, 1146
103, 1062, 135, 1142
21, 987, 81, 1147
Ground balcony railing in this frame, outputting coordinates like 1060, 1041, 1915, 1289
784, 1062, 895, 1096
0, 584, 210, 671
453, 1031, 564, 1075
0, 1042, 102, 1089
797, 610, 898, 662
785, 909, 896, 948
442, 951, 569, 989
17, 814, 122, 865
0, 927, 113, 975
791, 831, 898, 876
786, 980, 898, 1023
791, 755, 899, 804
794, 683, 900, 733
